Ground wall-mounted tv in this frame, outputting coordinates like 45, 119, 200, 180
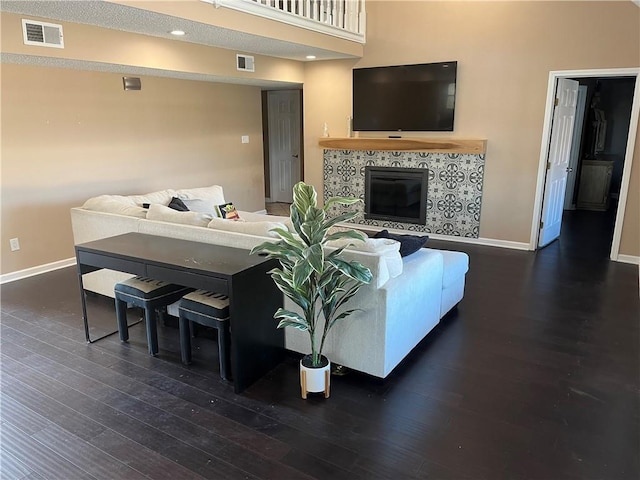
353, 61, 457, 132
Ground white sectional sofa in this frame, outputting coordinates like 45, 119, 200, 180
71, 185, 469, 378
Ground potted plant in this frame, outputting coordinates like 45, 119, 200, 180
251, 182, 372, 398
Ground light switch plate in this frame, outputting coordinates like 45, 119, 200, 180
241, 135, 249, 144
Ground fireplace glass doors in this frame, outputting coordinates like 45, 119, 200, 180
364, 166, 428, 225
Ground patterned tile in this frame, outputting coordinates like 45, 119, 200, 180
323, 150, 485, 238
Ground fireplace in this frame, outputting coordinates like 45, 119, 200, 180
324, 149, 484, 237
364, 166, 428, 225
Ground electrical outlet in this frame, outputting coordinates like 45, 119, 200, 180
241, 135, 249, 144
10, 238, 20, 251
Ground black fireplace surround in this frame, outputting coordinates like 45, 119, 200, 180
364, 166, 428, 225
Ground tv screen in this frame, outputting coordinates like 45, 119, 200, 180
353, 61, 457, 132
365, 166, 428, 225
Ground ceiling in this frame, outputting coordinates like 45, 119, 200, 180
0, 0, 358, 87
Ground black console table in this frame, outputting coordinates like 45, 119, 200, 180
75, 233, 284, 393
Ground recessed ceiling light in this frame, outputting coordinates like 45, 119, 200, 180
306, 55, 317, 60
170, 30, 186, 36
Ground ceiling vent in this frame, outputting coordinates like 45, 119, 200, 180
22, 19, 64, 48
236, 54, 255, 72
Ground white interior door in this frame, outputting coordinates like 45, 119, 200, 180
268, 90, 300, 203
538, 78, 579, 247
563, 85, 588, 210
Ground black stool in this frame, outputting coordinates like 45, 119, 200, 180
178, 290, 231, 381
115, 276, 192, 356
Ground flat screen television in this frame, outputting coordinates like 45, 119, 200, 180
353, 61, 457, 132
365, 166, 428, 225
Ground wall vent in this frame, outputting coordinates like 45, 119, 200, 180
22, 19, 64, 48
236, 54, 255, 72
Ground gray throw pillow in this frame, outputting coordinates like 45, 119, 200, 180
167, 197, 189, 212
182, 198, 218, 216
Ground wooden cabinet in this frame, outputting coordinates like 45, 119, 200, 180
577, 160, 614, 211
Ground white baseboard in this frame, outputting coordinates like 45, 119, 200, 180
253, 209, 268, 215
0, 257, 76, 284
429, 234, 531, 251
616, 254, 640, 265
352, 223, 532, 251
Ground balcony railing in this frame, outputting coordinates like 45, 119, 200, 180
203, 0, 366, 43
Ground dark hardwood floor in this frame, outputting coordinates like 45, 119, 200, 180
1, 210, 638, 479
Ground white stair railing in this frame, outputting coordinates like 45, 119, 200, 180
205, 0, 366, 43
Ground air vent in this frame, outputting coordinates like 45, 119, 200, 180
236, 54, 255, 72
22, 19, 64, 48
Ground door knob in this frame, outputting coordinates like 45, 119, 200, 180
292, 154, 299, 158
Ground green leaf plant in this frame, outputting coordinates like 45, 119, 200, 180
250, 182, 373, 368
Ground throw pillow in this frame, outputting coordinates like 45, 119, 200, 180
216, 202, 240, 220
362, 238, 403, 278
175, 185, 225, 205
374, 229, 428, 257
327, 236, 403, 279
167, 197, 189, 212
182, 198, 218, 216
128, 189, 177, 207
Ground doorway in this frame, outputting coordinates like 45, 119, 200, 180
262, 89, 304, 205
531, 68, 640, 261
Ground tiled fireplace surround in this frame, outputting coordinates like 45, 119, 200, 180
323, 146, 486, 238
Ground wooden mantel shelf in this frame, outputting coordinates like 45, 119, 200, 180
318, 137, 486, 154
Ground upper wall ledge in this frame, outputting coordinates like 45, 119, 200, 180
318, 138, 487, 154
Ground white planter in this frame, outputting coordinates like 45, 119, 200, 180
300, 355, 330, 399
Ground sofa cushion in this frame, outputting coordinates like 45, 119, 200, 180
374, 229, 428, 257
207, 217, 284, 238
431, 249, 470, 288
146, 203, 213, 226
82, 195, 148, 218
175, 185, 225, 205
238, 211, 293, 230
127, 189, 177, 207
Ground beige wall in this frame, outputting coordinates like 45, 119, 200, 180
303, 1, 639, 256
1, 8, 305, 276
1, 64, 265, 274
1, 12, 305, 85
303, 59, 358, 177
